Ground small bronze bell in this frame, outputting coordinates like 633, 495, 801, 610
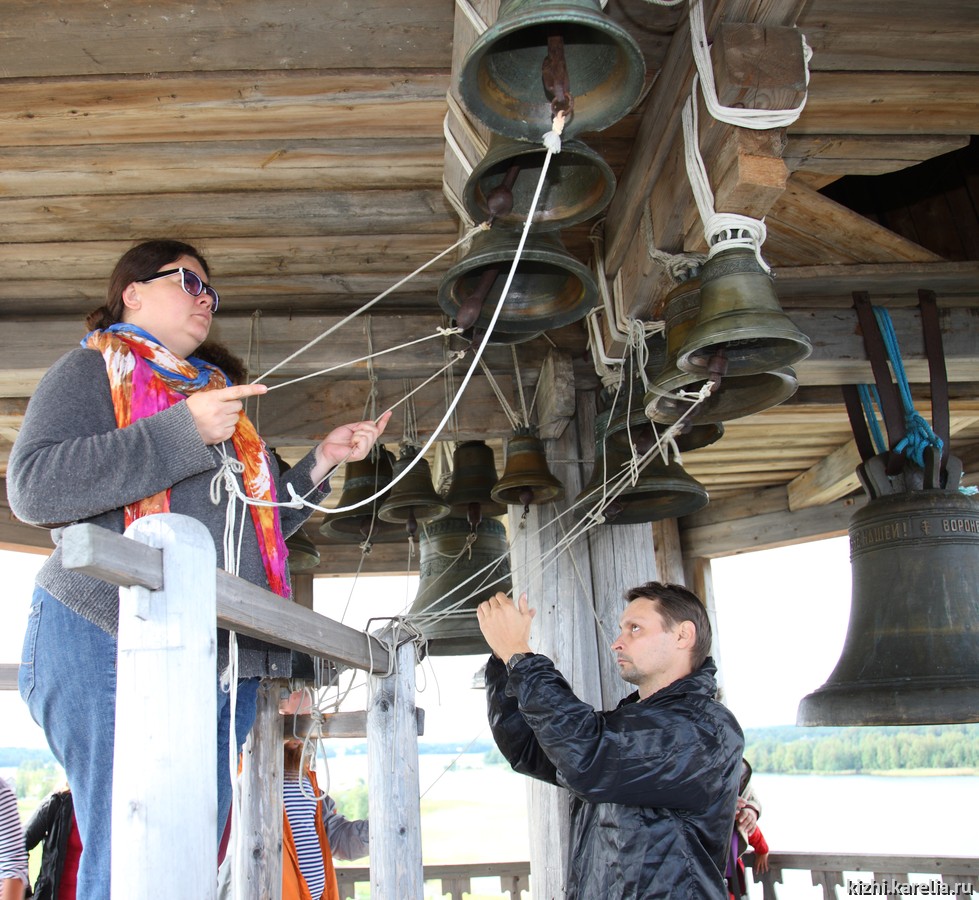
459, 0, 646, 141
576, 409, 709, 524
318, 446, 404, 544
645, 277, 799, 424
464, 133, 615, 232
438, 228, 598, 336
491, 427, 565, 512
676, 248, 813, 377
270, 449, 323, 572
408, 516, 512, 656
377, 446, 451, 537
444, 440, 508, 526
285, 527, 321, 573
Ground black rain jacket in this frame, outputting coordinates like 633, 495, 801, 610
486, 654, 744, 899
23, 788, 75, 900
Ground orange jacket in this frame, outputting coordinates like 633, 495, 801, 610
282, 771, 340, 900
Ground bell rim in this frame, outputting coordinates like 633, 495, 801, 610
644, 366, 799, 424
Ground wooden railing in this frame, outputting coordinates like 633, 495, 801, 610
336, 854, 979, 899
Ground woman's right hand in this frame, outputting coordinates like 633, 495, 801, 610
186, 384, 268, 445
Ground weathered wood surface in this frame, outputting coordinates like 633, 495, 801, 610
234, 680, 285, 900
59, 521, 392, 671
110, 514, 218, 899
367, 638, 424, 900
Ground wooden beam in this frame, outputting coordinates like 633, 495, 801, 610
763, 178, 943, 266
680, 485, 864, 558
604, 0, 807, 275
59, 522, 392, 671
783, 134, 971, 178
793, 71, 979, 136
786, 414, 979, 510
0, 1, 454, 77
0, 72, 449, 148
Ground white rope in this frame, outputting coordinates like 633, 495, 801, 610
265, 327, 462, 393
250, 223, 488, 385
688, 0, 813, 130
682, 79, 771, 272
478, 358, 524, 431
286, 112, 568, 520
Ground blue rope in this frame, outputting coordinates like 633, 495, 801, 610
871, 306, 944, 467
856, 383, 887, 455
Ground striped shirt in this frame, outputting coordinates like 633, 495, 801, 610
284, 775, 326, 899
0, 778, 28, 886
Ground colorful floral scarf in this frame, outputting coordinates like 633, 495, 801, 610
84, 323, 290, 598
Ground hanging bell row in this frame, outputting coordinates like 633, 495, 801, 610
459, 0, 647, 143
318, 445, 405, 545
645, 269, 801, 426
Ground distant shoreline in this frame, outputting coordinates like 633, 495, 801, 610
757, 767, 978, 777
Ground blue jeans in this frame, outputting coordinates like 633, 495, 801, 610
20, 587, 260, 900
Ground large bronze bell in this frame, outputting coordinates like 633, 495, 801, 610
408, 516, 513, 656
797, 483, 979, 726
459, 0, 646, 142
444, 440, 508, 525
576, 409, 709, 524
464, 133, 615, 232
438, 228, 598, 336
646, 276, 799, 424
318, 446, 404, 544
676, 248, 812, 378
377, 445, 450, 536
491, 427, 565, 510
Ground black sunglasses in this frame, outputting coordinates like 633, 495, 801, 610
137, 267, 219, 313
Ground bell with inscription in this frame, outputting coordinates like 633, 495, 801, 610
797, 479, 979, 726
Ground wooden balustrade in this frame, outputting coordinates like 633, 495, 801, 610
334, 854, 978, 899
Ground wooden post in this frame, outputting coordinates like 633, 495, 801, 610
367, 639, 424, 899
111, 513, 217, 899
234, 679, 285, 899
507, 393, 605, 900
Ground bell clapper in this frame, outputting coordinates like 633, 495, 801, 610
519, 486, 535, 524
405, 507, 418, 538
542, 34, 574, 124
485, 163, 521, 224
706, 349, 728, 391
455, 265, 501, 330
466, 501, 482, 534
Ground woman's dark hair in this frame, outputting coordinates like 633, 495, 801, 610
624, 580, 713, 670
84, 239, 243, 377
85, 239, 210, 332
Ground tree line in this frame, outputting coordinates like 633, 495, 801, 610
744, 724, 979, 773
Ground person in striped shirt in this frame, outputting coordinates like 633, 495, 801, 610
282, 740, 369, 900
0, 778, 28, 900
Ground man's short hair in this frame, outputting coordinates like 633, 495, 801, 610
624, 581, 713, 670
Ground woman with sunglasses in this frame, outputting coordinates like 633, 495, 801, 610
7, 239, 390, 899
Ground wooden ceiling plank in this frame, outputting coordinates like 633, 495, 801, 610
793, 71, 979, 135
0, 141, 446, 199
0, 0, 455, 78
0, 73, 450, 148
0, 189, 456, 243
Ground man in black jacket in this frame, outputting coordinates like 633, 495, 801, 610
477, 581, 744, 900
